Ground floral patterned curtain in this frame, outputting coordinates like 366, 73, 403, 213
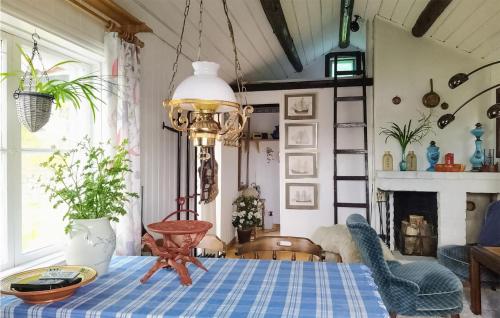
104, 33, 141, 255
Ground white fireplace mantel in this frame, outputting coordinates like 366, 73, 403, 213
375, 171, 500, 247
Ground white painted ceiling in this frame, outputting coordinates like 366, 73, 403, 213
126, 0, 500, 82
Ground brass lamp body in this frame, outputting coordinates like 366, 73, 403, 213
164, 99, 253, 160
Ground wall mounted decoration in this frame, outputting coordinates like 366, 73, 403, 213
285, 153, 317, 178
284, 94, 316, 120
285, 123, 318, 149
422, 79, 440, 108
392, 96, 401, 105
286, 183, 318, 210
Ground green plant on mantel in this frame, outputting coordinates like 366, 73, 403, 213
379, 112, 433, 170
39, 137, 139, 233
1, 45, 104, 118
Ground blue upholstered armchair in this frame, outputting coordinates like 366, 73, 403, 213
346, 214, 463, 318
438, 200, 500, 286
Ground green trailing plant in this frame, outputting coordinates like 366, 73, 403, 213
379, 112, 434, 154
232, 195, 263, 229
0, 45, 104, 119
39, 137, 139, 233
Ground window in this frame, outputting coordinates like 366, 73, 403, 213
0, 29, 102, 270
324, 51, 363, 78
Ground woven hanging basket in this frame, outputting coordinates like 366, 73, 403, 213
14, 91, 53, 132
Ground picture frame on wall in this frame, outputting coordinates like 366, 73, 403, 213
284, 93, 316, 120
285, 123, 318, 149
285, 153, 317, 178
286, 183, 318, 210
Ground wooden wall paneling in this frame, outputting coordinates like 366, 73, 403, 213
291, 0, 316, 64
390, 0, 417, 25
444, 0, 500, 48
325, 0, 340, 51
363, 0, 383, 21
429, 0, 480, 41
459, 10, 500, 53
378, 0, 398, 19
233, 0, 288, 78
308, 0, 324, 59
473, 31, 500, 58
402, 0, 431, 29
280, 0, 308, 66
244, 0, 295, 77
201, 0, 275, 80
161, 0, 238, 81
353, 0, 367, 20
484, 46, 500, 61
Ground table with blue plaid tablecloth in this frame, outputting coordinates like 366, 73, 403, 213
1, 256, 388, 317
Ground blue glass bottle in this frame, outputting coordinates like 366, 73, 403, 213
470, 123, 484, 171
426, 141, 440, 171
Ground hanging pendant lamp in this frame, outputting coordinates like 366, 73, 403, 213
163, 0, 253, 160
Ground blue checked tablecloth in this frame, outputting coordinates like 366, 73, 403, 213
1, 256, 388, 318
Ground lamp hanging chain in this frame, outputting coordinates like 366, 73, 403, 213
167, 0, 191, 102
196, 0, 204, 61
222, 0, 246, 103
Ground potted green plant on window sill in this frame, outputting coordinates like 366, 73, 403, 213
232, 195, 263, 244
1, 43, 104, 132
39, 137, 138, 275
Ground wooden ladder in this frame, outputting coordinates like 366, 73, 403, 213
332, 52, 370, 224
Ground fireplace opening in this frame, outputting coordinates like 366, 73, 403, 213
393, 191, 438, 256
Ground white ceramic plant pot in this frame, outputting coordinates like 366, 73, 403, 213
65, 218, 116, 275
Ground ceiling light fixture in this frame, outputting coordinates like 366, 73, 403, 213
164, 0, 253, 160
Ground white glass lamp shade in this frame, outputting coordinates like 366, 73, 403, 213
170, 61, 239, 112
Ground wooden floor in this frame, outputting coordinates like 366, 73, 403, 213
226, 225, 321, 261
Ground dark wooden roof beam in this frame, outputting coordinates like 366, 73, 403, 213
260, 0, 303, 72
412, 0, 453, 37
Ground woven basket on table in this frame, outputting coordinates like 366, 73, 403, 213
14, 91, 53, 132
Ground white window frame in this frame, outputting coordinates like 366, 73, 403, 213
0, 21, 104, 271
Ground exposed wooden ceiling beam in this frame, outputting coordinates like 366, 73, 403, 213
260, 0, 303, 72
412, 0, 453, 37
67, 0, 152, 47
339, 0, 354, 48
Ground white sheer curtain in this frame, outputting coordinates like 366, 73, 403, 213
104, 32, 141, 255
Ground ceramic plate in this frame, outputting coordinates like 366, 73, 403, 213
0, 265, 97, 304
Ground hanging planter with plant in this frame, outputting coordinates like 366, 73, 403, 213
1, 33, 103, 132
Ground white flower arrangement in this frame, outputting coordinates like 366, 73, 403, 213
232, 194, 263, 229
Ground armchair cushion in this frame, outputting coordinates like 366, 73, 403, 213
388, 260, 463, 312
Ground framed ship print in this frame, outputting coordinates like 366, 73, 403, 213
285, 94, 316, 120
285, 153, 317, 178
285, 123, 317, 149
286, 183, 318, 210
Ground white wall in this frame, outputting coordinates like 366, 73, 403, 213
373, 18, 493, 173
215, 144, 239, 243
245, 87, 371, 238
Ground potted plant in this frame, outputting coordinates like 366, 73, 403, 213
379, 112, 433, 171
39, 137, 138, 274
1, 44, 103, 132
232, 195, 262, 244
